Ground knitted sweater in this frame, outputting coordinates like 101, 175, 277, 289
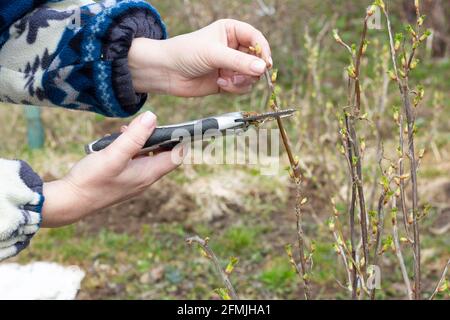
0, 0, 166, 260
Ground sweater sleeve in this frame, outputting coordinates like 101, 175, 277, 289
0, 159, 44, 261
0, 0, 167, 117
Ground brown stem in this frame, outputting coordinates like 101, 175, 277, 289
344, 113, 370, 272
430, 258, 450, 300
344, 112, 358, 300
392, 198, 413, 300
402, 84, 421, 299
382, 5, 413, 239
263, 69, 302, 179
295, 183, 311, 300
350, 14, 371, 271
186, 236, 239, 300
334, 219, 371, 296
370, 191, 385, 300
369, 50, 389, 211
263, 67, 310, 298
382, 5, 421, 299
332, 230, 353, 291
399, 115, 412, 238
354, 16, 369, 113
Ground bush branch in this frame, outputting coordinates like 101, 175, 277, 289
430, 259, 450, 300
186, 236, 239, 300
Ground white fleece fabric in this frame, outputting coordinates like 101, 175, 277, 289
0, 262, 85, 300
0, 159, 43, 261
0, 160, 40, 239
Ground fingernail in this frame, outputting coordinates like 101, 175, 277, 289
140, 111, 156, 128
250, 59, 267, 74
217, 78, 228, 87
178, 144, 185, 158
233, 75, 246, 85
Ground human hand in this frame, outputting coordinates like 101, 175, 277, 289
0, 159, 42, 260
129, 19, 272, 97
41, 112, 183, 227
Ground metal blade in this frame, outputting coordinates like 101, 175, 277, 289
237, 108, 297, 124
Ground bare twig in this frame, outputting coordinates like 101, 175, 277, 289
263, 69, 301, 179
381, 2, 423, 299
334, 11, 371, 299
354, 14, 370, 113
257, 47, 311, 299
332, 218, 371, 296
332, 230, 353, 291
370, 186, 386, 300
294, 183, 311, 300
368, 45, 389, 211
430, 259, 450, 300
351, 12, 370, 271
391, 198, 413, 300
344, 111, 358, 300
382, 8, 412, 238
186, 236, 239, 300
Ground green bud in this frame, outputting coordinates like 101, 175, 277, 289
388, 70, 397, 81
374, 0, 385, 10
362, 40, 369, 55
333, 29, 342, 43
225, 257, 239, 275
347, 64, 356, 78
417, 15, 425, 27
406, 25, 416, 38
214, 288, 231, 300
394, 33, 404, 51
367, 4, 377, 16
419, 30, 432, 42
310, 241, 316, 253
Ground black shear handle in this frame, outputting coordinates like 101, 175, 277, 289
85, 118, 220, 154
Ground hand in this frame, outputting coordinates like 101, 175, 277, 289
41, 112, 183, 227
129, 19, 272, 97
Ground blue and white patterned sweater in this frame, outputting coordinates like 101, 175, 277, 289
0, 0, 166, 260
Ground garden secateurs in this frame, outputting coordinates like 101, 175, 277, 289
85, 109, 297, 155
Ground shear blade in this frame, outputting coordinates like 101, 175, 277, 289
237, 108, 297, 123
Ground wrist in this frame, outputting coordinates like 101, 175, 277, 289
41, 179, 93, 228
128, 38, 172, 94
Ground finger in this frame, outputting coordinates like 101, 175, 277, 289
122, 143, 186, 185
217, 75, 257, 90
102, 111, 156, 171
22, 210, 41, 225
238, 45, 272, 67
217, 78, 253, 94
218, 68, 235, 79
120, 125, 128, 133
210, 45, 267, 77
218, 69, 260, 86
0, 235, 30, 260
20, 224, 39, 235
225, 20, 272, 63
0, 235, 28, 249
143, 144, 186, 183
0, 246, 18, 260
237, 45, 251, 54
231, 74, 259, 86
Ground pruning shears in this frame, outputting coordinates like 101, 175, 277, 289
85, 109, 297, 155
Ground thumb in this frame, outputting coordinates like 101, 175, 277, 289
103, 111, 156, 169
210, 46, 267, 76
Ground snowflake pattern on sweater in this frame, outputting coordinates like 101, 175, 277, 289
0, 0, 166, 117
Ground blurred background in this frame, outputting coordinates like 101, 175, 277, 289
0, 0, 448, 299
